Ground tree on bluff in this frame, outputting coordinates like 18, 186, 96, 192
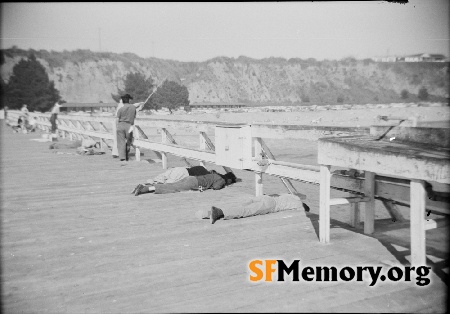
4, 54, 62, 112
147, 80, 189, 113
112, 72, 154, 103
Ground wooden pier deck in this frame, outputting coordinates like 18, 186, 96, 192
1, 122, 448, 313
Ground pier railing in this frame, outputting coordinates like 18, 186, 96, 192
6, 110, 449, 221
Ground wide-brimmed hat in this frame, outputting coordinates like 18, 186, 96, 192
121, 94, 133, 102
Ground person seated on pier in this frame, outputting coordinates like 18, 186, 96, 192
20, 104, 29, 131
132, 171, 237, 196
195, 193, 310, 224
144, 165, 215, 186
26, 117, 38, 132
11, 117, 23, 133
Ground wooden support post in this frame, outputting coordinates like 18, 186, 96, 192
199, 132, 207, 168
319, 165, 331, 243
134, 125, 141, 162
260, 138, 305, 199
199, 131, 233, 175
254, 137, 264, 196
382, 200, 406, 222
160, 128, 191, 167
161, 128, 168, 169
364, 171, 376, 235
349, 202, 360, 228
99, 122, 109, 132
111, 118, 118, 157
255, 172, 263, 197
86, 121, 96, 131
410, 179, 427, 266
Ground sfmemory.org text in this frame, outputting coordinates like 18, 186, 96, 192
248, 260, 431, 287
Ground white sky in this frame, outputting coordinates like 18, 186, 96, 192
1, 1, 449, 62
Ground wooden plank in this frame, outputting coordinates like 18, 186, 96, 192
318, 136, 450, 184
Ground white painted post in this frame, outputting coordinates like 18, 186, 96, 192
319, 165, 331, 243
111, 118, 118, 157
134, 125, 141, 162
410, 179, 427, 266
364, 171, 376, 234
161, 128, 168, 169
199, 131, 207, 168
254, 137, 263, 196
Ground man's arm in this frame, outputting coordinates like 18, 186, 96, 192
212, 176, 226, 190
133, 102, 145, 111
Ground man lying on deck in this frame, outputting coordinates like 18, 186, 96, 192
145, 165, 213, 185
195, 193, 310, 224
132, 171, 237, 196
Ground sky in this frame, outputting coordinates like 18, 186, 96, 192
1, 1, 449, 62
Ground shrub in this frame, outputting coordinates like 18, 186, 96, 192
418, 86, 429, 100
401, 89, 409, 99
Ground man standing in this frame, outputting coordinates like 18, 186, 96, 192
116, 94, 141, 162
20, 104, 29, 131
50, 102, 62, 135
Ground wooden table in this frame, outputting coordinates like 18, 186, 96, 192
318, 127, 450, 266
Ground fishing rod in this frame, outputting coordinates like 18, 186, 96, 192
143, 77, 166, 105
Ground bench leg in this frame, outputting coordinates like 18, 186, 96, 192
364, 171, 375, 234
410, 179, 427, 266
320, 165, 331, 243
349, 202, 360, 228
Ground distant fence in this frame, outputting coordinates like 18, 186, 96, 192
5, 110, 449, 220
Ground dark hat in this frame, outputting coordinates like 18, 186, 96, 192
121, 94, 133, 102
222, 172, 237, 185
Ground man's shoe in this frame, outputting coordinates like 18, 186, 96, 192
303, 203, 310, 212
210, 206, 224, 224
134, 184, 145, 196
131, 184, 143, 194
195, 209, 211, 219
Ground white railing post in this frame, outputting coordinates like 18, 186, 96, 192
161, 128, 168, 169
254, 137, 263, 196
134, 125, 141, 162
111, 118, 118, 157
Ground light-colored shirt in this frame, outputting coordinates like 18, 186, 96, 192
21, 107, 29, 117
51, 104, 61, 114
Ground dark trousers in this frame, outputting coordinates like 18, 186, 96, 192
154, 177, 199, 194
50, 114, 58, 133
116, 122, 133, 160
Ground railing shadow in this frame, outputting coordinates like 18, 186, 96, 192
306, 212, 449, 285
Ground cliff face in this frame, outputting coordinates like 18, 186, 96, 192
1, 49, 449, 104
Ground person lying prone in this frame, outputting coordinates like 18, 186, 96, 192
195, 193, 310, 224
132, 172, 237, 196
